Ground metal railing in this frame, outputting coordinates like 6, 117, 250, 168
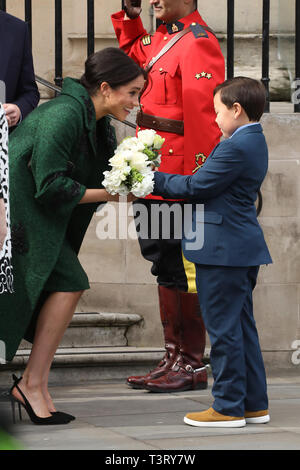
225, 1, 300, 113
1, 0, 299, 112
0, 0, 266, 213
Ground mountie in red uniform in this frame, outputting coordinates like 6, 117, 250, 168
112, 7, 225, 394
111, 9, 225, 199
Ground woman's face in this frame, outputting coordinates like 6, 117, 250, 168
106, 75, 145, 121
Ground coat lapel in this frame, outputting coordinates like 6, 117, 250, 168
81, 95, 97, 157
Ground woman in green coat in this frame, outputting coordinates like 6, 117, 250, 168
0, 47, 145, 425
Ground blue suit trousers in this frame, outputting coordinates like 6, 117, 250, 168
195, 264, 268, 417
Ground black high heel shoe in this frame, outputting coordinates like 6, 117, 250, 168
51, 411, 76, 421
10, 374, 71, 425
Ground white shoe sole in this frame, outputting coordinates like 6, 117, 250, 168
184, 416, 246, 428
245, 415, 270, 424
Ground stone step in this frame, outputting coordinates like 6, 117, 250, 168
57, 311, 142, 349
0, 346, 166, 387
0, 312, 154, 386
19, 312, 142, 350
0, 345, 211, 387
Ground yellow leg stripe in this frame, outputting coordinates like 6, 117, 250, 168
182, 252, 197, 294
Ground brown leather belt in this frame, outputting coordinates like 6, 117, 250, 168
137, 110, 184, 136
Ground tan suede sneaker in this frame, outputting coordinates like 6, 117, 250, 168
184, 407, 246, 428
245, 410, 270, 424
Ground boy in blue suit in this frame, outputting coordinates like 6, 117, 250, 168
152, 77, 272, 427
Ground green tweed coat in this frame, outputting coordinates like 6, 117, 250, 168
0, 78, 116, 362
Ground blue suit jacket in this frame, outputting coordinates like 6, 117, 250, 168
0, 11, 39, 118
153, 124, 272, 267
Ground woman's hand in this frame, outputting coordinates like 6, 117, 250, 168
126, 192, 138, 203
79, 189, 138, 204
105, 193, 120, 202
106, 192, 138, 203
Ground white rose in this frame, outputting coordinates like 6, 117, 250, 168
137, 129, 156, 147
109, 151, 130, 169
131, 171, 154, 197
118, 137, 138, 151
128, 151, 148, 171
153, 134, 165, 150
102, 167, 131, 194
117, 184, 130, 196
102, 171, 117, 194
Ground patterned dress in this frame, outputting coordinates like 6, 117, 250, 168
0, 104, 13, 295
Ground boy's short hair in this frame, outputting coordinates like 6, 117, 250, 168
214, 77, 266, 121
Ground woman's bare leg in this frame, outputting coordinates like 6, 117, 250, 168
12, 291, 83, 417
41, 369, 56, 412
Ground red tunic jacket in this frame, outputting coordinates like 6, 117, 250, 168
111, 9, 225, 200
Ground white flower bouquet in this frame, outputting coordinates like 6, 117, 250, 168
102, 129, 165, 198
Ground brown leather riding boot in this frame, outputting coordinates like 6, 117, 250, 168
145, 292, 208, 393
126, 286, 181, 389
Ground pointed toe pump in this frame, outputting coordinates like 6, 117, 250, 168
9, 374, 71, 425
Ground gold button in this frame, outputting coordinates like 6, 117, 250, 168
192, 22, 196, 26
159, 67, 163, 72
169, 149, 174, 155
164, 36, 168, 40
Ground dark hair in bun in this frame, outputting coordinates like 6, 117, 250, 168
80, 47, 146, 96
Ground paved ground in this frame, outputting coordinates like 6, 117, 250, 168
0, 374, 300, 451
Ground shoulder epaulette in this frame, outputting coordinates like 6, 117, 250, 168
190, 23, 209, 39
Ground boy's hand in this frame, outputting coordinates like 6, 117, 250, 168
124, 0, 142, 19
